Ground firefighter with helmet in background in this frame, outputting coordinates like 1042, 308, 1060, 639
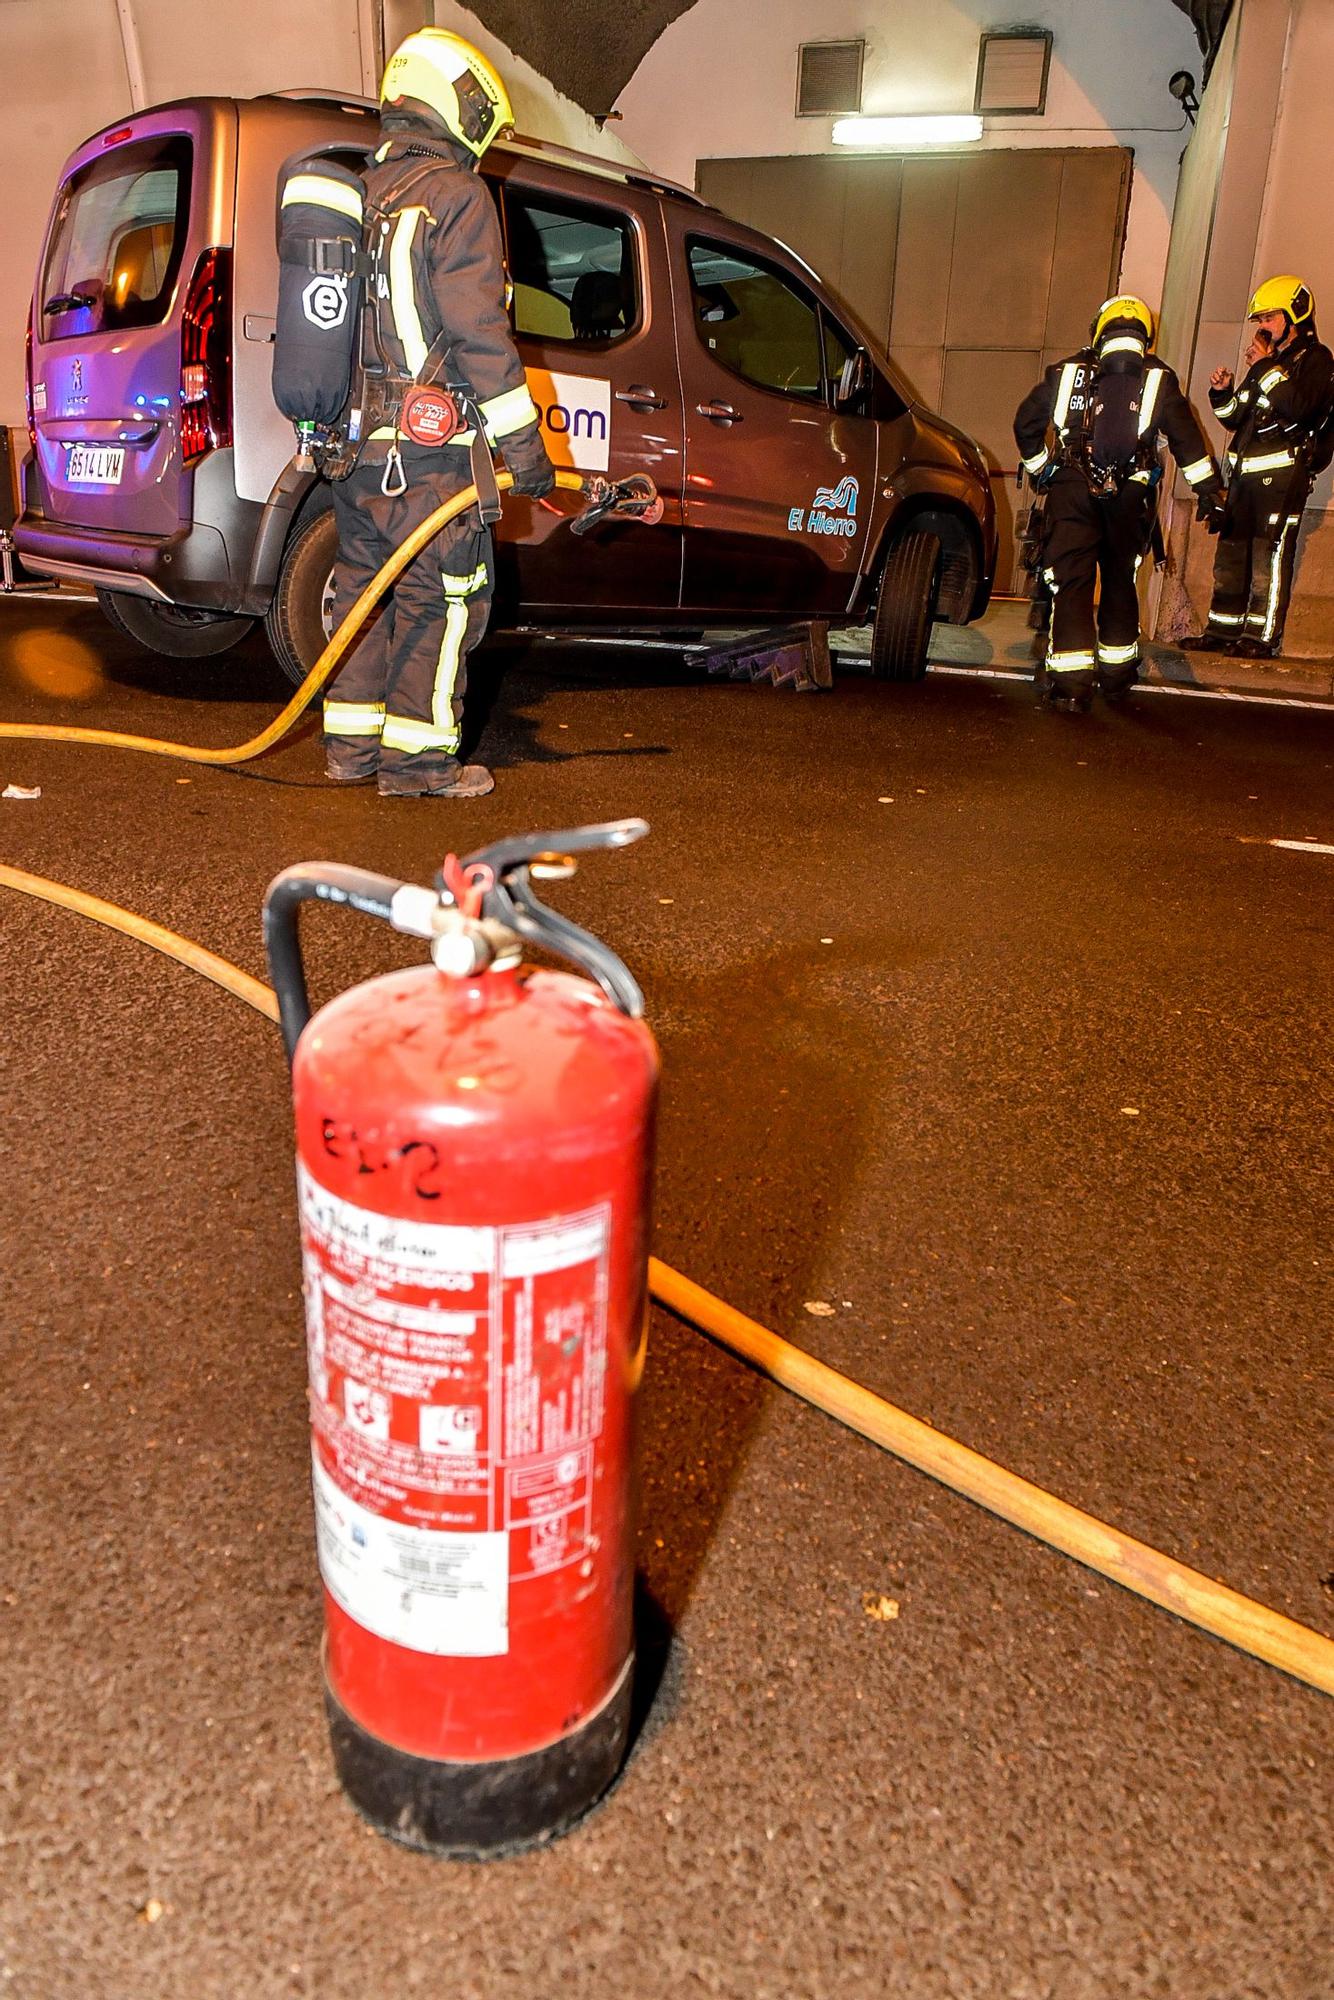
1182, 275, 1334, 658
321, 28, 554, 796
1014, 296, 1224, 710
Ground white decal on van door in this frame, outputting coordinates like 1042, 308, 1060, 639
524, 370, 611, 474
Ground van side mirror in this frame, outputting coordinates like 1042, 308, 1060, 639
835, 349, 872, 410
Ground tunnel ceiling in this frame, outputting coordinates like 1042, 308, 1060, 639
468, 0, 1231, 117
469, 1, 695, 116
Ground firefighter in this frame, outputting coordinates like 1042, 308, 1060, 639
1182, 276, 1334, 658
1014, 296, 1224, 710
324, 29, 555, 796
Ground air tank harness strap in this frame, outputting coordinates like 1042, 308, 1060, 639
376, 359, 502, 520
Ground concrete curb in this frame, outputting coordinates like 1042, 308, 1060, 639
1142, 644, 1334, 701
832, 604, 1334, 705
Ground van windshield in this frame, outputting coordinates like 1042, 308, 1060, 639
40, 135, 192, 342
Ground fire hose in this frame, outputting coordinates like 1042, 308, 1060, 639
0, 851, 1330, 1700
0, 466, 1330, 1698
0, 467, 644, 767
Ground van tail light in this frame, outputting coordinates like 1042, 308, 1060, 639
180, 247, 233, 466
23, 322, 36, 453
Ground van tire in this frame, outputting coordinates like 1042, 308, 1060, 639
265, 508, 339, 687
870, 531, 941, 683
95, 589, 255, 659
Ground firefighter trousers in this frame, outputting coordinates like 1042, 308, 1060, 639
1040, 469, 1155, 696
324, 449, 493, 785
1203, 468, 1309, 652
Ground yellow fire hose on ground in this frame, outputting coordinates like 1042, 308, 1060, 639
0, 862, 1330, 1698
0, 467, 583, 767
0, 468, 1331, 1697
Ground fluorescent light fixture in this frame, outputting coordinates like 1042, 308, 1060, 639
832, 114, 983, 148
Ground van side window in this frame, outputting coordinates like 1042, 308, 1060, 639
40, 136, 192, 342
501, 190, 638, 346
688, 240, 824, 403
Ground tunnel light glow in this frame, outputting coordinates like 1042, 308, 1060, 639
832, 115, 984, 148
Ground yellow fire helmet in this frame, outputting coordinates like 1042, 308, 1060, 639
380, 29, 513, 159
1091, 296, 1156, 349
1247, 275, 1315, 325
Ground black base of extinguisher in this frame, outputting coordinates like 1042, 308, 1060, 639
324, 1656, 634, 1859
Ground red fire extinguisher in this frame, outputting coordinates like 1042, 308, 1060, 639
263, 820, 657, 1857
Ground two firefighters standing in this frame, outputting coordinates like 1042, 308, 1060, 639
1015, 279, 1333, 708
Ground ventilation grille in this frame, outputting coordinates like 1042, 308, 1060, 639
797, 40, 864, 118
975, 31, 1052, 116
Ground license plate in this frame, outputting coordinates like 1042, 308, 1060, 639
66, 445, 124, 485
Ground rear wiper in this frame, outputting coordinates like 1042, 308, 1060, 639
42, 291, 94, 315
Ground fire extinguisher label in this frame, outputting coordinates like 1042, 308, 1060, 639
311, 1453, 509, 1657
298, 1165, 611, 1656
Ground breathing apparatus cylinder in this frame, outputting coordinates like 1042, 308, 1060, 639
272, 155, 367, 429
263, 831, 657, 1858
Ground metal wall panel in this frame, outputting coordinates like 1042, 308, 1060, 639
944, 152, 1064, 350
941, 348, 1045, 470
834, 157, 901, 340
1048, 150, 1133, 350
888, 160, 958, 349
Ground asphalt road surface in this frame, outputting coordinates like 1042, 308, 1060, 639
1, 598, 1331, 2000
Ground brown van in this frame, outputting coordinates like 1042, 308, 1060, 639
18, 92, 996, 684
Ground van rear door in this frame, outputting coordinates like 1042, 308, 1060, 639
664, 219, 879, 619
28, 109, 228, 540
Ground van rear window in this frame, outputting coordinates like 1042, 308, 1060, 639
40, 135, 192, 342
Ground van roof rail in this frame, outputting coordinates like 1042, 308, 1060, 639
499, 131, 707, 206
262, 88, 379, 112
250, 104, 709, 207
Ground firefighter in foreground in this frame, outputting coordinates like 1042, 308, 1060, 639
298, 31, 554, 796
1182, 276, 1334, 658
1014, 297, 1224, 710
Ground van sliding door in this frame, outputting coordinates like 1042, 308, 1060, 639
489, 168, 684, 617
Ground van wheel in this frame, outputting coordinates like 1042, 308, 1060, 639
95, 589, 255, 659
870, 531, 941, 683
265, 509, 339, 687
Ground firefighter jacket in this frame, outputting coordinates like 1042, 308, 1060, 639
364, 136, 546, 465
1208, 325, 1334, 480
1014, 349, 1221, 499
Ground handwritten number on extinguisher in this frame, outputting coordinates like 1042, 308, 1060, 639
321, 1117, 444, 1200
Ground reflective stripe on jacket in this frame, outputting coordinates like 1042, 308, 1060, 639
366, 139, 541, 447
1013, 350, 1220, 495
1208, 327, 1334, 473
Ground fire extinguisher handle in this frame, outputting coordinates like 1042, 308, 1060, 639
263, 862, 408, 1064
457, 818, 649, 1018
502, 873, 646, 1018
461, 817, 647, 881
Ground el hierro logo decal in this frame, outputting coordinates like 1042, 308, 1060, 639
788, 476, 859, 539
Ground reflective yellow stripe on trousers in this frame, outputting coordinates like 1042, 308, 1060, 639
382, 564, 489, 757
323, 701, 385, 737
1250, 517, 1300, 642
1046, 649, 1096, 674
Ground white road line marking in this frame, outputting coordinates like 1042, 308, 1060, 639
1266, 839, 1334, 856
924, 663, 1334, 713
